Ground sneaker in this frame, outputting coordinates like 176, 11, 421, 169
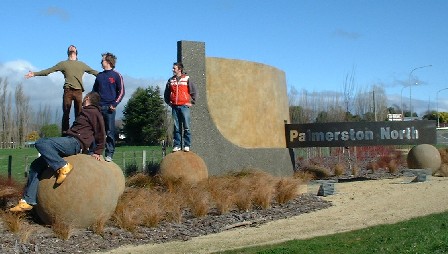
183, 146, 190, 152
10, 199, 33, 212
56, 162, 73, 184
105, 156, 112, 162
172, 147, 181, 152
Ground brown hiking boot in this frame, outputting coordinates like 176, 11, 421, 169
56, 162, 73, 184
10, 199, 33, 212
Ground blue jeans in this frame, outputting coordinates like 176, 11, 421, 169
101, 106, 116, 158
172, 105, 191, 148
22, 137, 81, 205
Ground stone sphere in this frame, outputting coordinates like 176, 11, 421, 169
407, 144, 441, 173
36, 154, 125, 228
159, 152, 208, 183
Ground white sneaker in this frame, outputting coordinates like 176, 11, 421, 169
183, 146, 190, 152
173, 147, 181, 152
105, 156, 112, 162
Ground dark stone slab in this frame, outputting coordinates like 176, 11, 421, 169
317, 182, 335, 197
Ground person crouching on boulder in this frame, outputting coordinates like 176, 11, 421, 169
10, 91, 106, 212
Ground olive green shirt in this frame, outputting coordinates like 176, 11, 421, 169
34, 60, 99, 91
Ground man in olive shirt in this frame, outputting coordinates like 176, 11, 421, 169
25, 45, 99, 133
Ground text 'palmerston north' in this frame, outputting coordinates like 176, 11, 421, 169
285, 121, 435, 147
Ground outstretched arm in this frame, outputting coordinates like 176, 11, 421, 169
24, 71, 35, 79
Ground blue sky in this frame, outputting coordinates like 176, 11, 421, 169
1, 0, 447, 120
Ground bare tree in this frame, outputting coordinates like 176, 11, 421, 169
354, 86, 371, 118
34, 104, 53, 127
371, 84, 389, 121
343, 66, 356, 119
15, 83, 31, 147
5, 92, 13, 148
0, 78, 9, 148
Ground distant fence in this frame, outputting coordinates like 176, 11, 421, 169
0, 149, 164, 181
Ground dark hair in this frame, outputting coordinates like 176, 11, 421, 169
102, 52, 117, 68
173, 62, 184, 72
85, 92, 100, 106
67, 45, 78, 56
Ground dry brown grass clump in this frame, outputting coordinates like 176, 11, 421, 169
387, 159, 399, 174
0, 211, 26, 233
207, 176, 236, 214
0, 176, 23, 209
0, 211, 36, 242
434, 163, 448, 177
293, 170, 315, 182
160, 191, 184, 223
90, 214, 109, 235
113, 187, 165, 229
333, 163, 345, 176
178, 181, 210, 218
351, 164, 360, 176
113, 188, 163, 232
125, 172, 154, 188
434, 149, 448, 177
366, 161, 379, 172
51, 219, 73, 240
300, 165, 331, 179
438, 148, 448, 164
275, 178, 300, 204
233, 177, 253, 211
247, 170, 276, 209
373, 150, 404, 173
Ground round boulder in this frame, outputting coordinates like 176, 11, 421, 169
159, 152, 208, 183
407, 144, 441, 173
36, 154, 125, 228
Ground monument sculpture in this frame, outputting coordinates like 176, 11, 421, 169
176, 41, 294, 176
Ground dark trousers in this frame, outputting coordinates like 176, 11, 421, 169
62, 88, 83, 133
101, 106, 116, 158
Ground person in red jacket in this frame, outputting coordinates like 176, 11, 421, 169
10, 91, 105, 212
163, 62, 197, 152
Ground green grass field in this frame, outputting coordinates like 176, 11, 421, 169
218, 211, 448, 254
0, 145, 163, 182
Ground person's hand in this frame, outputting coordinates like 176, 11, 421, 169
185, 102, 192, 107
91, 153, 102, 161
109, 105, 116, 111
24, 71, 34, 79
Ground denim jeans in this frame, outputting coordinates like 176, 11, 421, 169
101, 106, 116, 158
172, 105, 191, 148
22, 136, 81, 205
62, 88, 83, 133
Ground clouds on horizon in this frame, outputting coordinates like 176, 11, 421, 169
0, 60, 165, 121
1, 59, 444, 122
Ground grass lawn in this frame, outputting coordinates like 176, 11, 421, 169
0, 145, 162, 182
218, 211, 448, 254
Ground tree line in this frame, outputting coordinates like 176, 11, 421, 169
288, 68, 445, 124
0, 77, 169, 149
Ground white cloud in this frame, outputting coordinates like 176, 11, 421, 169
333, 29, 361, 40
43, 7, 70, 21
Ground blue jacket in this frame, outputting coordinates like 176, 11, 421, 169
92, 69, 125, 107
